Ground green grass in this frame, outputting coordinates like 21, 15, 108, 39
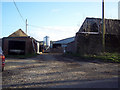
87, 52, 120, 63
64, 52, 120, 63
6, 53, 38, 59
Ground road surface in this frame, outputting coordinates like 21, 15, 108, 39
2, 53, 120, 88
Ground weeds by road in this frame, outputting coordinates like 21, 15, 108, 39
64, 52, 120, 63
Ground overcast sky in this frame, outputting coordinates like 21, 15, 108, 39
1, 0, 119, 41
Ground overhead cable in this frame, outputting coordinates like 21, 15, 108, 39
13, 0, 25, 23
28, 24, 42, 28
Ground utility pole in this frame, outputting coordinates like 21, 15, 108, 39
26, 19, 27, 34
102, 0, 105, 52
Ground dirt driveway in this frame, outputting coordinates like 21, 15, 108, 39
2, 53, 119, 88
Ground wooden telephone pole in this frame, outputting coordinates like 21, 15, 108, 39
102, 0, 105, 52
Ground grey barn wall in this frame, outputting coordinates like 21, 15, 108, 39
66, 41, 76, 53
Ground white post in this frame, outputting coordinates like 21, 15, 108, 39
37, 42, 39, 54
26, 19, 27, 34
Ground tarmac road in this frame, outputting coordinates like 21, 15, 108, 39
2, 53, 120, 88
51, 77, 119, 88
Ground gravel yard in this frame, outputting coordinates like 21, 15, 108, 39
2, 53, 119, 88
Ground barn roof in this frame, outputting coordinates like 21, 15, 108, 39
78, 17, 120, 35
8, 29, 28, 37
53, 37, 75, 44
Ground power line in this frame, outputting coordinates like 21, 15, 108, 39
12, 0, 42, 33
13, 0, 25, 23
28, 24, 42, 28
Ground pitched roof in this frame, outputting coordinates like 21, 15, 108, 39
78, 17, 120, 35
8, 29, 28, 37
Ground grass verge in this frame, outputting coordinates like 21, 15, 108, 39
64, 52, 120, 63
84, 52, 120, 63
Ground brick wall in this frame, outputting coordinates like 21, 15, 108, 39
2, 37, 37, 55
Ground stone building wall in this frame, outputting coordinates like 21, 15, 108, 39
66, 18, 120, 54
73, 18, 120, 55
75, 33, 103, 55
75, 33, 120, 55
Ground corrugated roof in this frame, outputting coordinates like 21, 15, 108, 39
53, 37, 75, 44
8, 29, 28, 37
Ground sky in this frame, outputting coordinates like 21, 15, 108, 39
1, 0, 119, 41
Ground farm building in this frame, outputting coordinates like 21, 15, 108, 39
2, 29, 38, 55
50, 37, 75, 53
66, 17, 120, 54
52, 37, 75, 48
